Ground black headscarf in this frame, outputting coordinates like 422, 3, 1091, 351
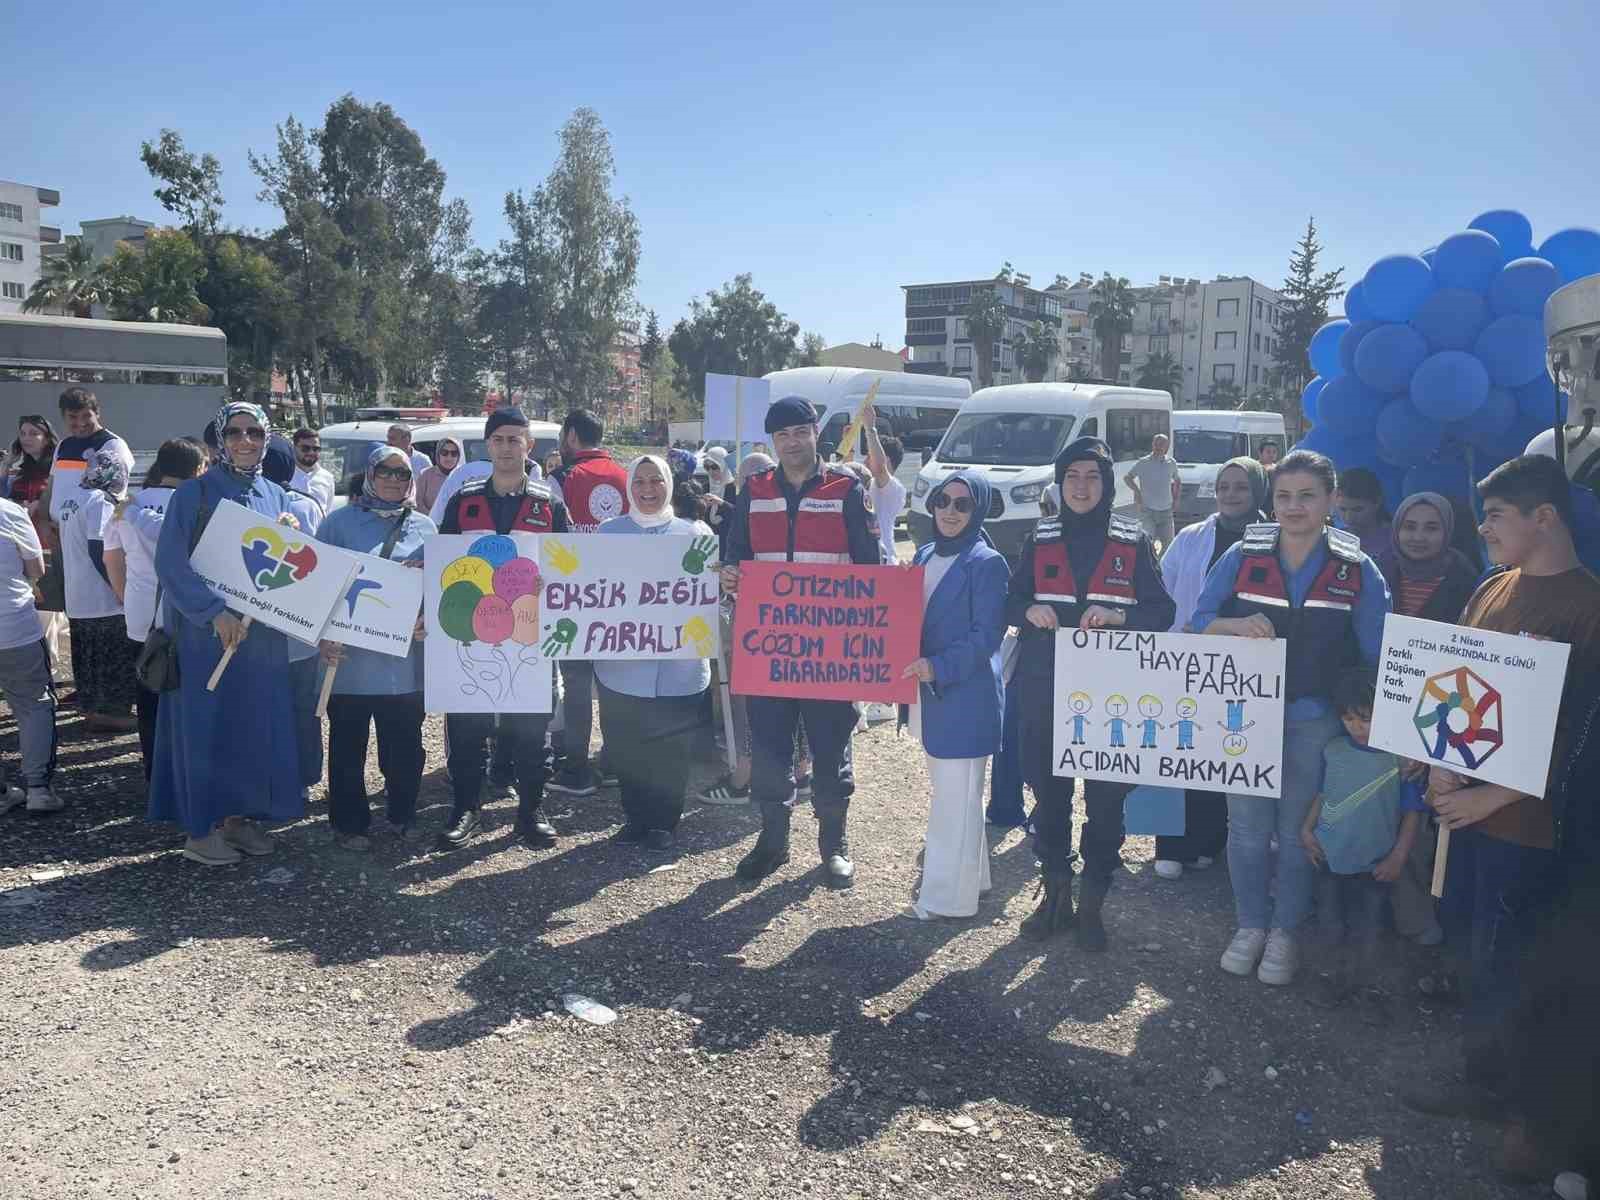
1053, 436, 1115, 532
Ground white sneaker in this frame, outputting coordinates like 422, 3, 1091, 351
861, 702, 897, 725
1192, 856, 1214, 870
221, 819, 275, 857
1257, 929, 1300, 986
1154, 859, 1183, 880
183, 830, 243, 866
0, 785, 25, 815
1220, 927, 1268, 976
25, 785, 63, 814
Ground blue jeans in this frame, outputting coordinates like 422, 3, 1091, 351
1226, 710, 1342, 931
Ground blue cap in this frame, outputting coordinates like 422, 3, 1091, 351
764, 394, 819, 435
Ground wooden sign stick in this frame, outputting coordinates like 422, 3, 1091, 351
315, 661, 338, 719
1430, 825, 1450, 899
206, 616, 253, 692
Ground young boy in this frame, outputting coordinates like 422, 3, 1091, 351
1404, 455, 1600, 1120
1301, 666, 1427, 1024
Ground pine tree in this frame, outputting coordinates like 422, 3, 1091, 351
1279, 217, 1345, 393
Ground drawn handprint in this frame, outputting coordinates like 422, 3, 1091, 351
682, 615, 715, 656
682, 535, 718, 575
543, 539, 580, 576
541, 617, 578, 656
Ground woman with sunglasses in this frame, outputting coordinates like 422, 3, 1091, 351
148, 401, 305, 866
415, 435, 462, 514
904, 471, 1009, 918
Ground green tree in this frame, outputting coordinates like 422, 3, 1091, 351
1278, 217, 1345, 393
962, 284, 1006, 390
205, 234, 288, 400
794, 331, 825, 367
1207, 377, 1244, 407
1135, 351, 1183, 395
639, 308, 663, 420
100, 228, 210, 323
1014, 320, 1059, 382
22, 237, 105, 317
139, 129, 224, 238
667, 273, 799, 402
1088, 273, 1134, 382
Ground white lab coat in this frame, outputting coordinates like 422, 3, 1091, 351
1158, 513, 1220, 633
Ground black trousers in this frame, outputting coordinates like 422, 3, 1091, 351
69, 618, 138, 715
135, 678, 159, 781
558, 659, 595, 769
1018, 668, 1126, 881
328, 692, 426, 834
748, 696, 855, 816
597, 681, 702, 832
446, 712, 550, 817
1155, 790, 1229, 863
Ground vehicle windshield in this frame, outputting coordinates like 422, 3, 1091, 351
1173, 429, 1239, 465
935, 412, 1076, 466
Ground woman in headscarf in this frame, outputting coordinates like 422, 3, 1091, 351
316, 445, 436, 849
594, 455, 712, 853
904, 471, 1009, 918
58, 446, 137, 733
1375, 492, 1479, 622
148, 401, 304, 866
415, 434, 461, 514
1151, 455, 1267, 879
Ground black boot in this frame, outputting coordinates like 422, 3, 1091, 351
818, 810, 854, 888
1019, 870, 1075, 940
1076, 874, 1111, 952
515, 795, 557, 848
736, 803, 792, 880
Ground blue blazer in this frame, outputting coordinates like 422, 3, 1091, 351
912, 538, 1010, 759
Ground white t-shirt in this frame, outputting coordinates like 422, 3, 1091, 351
104, 486, 172, 642
0, 497, 44, 651
57, 487, 122, 619
871, 476, 906, 564
291, 464, 335, 515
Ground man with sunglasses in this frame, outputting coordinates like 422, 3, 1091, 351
290, 428, 335, 516
719, 394, 883, 886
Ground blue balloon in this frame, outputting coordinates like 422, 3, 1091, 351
1474, 314, 1546, 387
1469, 210, 1535, 263
1421, 247, 1438, 267
1403, 456, 1473, 501
1377, 398, 1444, 465
1354, 323, 1429, 393
1488, 257, 1563, 320
1537, 227, 1600, 284
1409, 288, 1490, 353
1410, 350, 1490, 421
1339, 320, 1382, 377
1431, 230, 1503, 293
1316, 374, 1388, 436
1363, 255, 1436, 322
1343, 281, 1374, 323
1452, 387, 1516, 454
1376, 461, 1408, 509
1309, 318, 1349, 379
1301, 376, 1326, 423
1513, 372, 1562, 424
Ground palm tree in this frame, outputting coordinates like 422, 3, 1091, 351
1208, 378, 1244, 407
963, 286, 1006, 390
1087, 273, 1134, 381
22, 237, 105, 318
1135, 352, 1183, 396
1015, 320, 1059, 382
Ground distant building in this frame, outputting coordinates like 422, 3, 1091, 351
38, 216, 158, 318
818, 340, 904, 372
0, 181, 61, 314
900, 276, 1065, 385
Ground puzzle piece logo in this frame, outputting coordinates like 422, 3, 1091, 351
241, 525, 319, 592
1414, 666, 1503, 770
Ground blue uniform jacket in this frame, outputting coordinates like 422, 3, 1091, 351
912, 537, 1010, 759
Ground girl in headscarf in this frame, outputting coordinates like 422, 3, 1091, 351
904, 470, 1009, 918
148, 401, 304, 866
315, 445, 436, 848
1376, 492, 1479, 621
415, 435, 461, 514
593, 455, 712, 853
59, 446, 137, 733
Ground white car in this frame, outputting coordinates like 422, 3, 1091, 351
317, 415, 562, 508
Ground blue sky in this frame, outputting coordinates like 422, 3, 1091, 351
11, 0, 1597, 347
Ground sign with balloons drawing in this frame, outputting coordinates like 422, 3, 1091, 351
424, 534, 553, 714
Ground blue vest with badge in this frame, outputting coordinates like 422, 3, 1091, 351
1220, 523, 1364, 702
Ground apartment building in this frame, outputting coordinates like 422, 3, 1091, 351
900, 276, 1065, 385
0, 181, 62, 314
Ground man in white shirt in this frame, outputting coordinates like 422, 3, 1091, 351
0, 497, 59, 813
1123, 433, 1181, 554
863, 416, 905, 565
289, 427, 335, 515
388, 424, 433, 477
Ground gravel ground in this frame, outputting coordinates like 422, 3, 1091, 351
0, 690, 1545, 1200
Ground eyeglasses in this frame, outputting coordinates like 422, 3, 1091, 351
931, 494, 975, 514
223, 427, 268, 444
373, 466, 413, 482
439, 446, 460, 457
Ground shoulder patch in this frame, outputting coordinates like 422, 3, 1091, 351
1325, 525, 1363, 562
1107, 513, 1142, 543
1035, 517, 1063, 539
1241, 522, 1280, 554
458, 476, 490, 495
524, 480, 552, 502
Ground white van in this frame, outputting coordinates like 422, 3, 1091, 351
318, 415, 562, 505
1170, 409, 1285, 526
909, 383, 1173, 558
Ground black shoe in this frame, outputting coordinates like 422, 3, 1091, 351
1401, 1078, 1506, 1120
1075, 875, 1110, 952
595, 753, 619, 788
736, 805, 792, 881
611, 823, 648, 844
516, 814, 558, 848
1019, 872, 1075, 941
547, 768, 599, 798
486, 779, 517, 802
643, 829, 676, 853
439, 808, 480, 848
818, 813, 854, 888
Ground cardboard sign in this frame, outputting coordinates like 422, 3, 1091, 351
322, 553, 425, 658
1370, 613, 1572, 794
423, 533, 552, 714
1052, 629, 1288, 798
537, 533, 721, 660
731, 562, 923, 703
702, 373, 773, 445
188, 499, 358, 645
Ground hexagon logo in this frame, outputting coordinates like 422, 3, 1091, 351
1413, 666, 1503, 770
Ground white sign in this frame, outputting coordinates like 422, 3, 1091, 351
702, 373, 773, 444
538, 533, 721, 660
1052, 629, 1288, 798
322, 553, 424, 658
188, 499, 358, 645
1370, 613, 1572, 794
423, 533, 553, 714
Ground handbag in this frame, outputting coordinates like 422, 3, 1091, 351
134, 485, 214, 693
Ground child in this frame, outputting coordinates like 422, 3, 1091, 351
1300, 665, 1427, 1024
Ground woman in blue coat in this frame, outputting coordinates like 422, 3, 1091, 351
148, 401, 303, 866
904, 470, 1010, 918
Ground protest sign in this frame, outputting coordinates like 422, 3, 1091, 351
322, 553, 424, 658
1052, 629, 1287, 798
188, 499, 357, 646
423, 533, 552, 714
703, 373, 773, 445
731, 562, 923, 703
1370, 613, 1571, 795
537, 533, 721, 660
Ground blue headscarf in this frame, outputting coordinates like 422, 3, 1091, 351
925, 469, 991, 556
357, 445, 413, 518
209, 400, 271, 481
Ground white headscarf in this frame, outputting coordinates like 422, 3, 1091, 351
627, 455, 674, 529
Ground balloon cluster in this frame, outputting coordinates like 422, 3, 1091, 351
1296, 211, 1600, 506
439, 534, 542, 647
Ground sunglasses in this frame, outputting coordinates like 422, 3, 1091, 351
439, 446, 460, 456
931, 494, 975, 514
223, 427, 268, 443
373, 466, 413, 482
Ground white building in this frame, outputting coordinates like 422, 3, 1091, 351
0, 182, 61, 314
900, 276, 1065, 385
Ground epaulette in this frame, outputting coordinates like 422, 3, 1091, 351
1325, 525, 1363, 563
1035, 517, 1063, 540
1241, 522, 1280, 554
1107, 512, 1143, 543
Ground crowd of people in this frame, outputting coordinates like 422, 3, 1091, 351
0, 385, 1596, 1183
